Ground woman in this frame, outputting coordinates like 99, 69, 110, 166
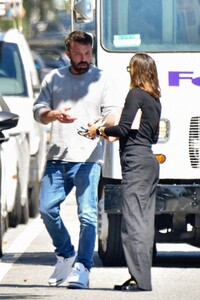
87, 53, 162, 292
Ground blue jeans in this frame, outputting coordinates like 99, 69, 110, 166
39, 160, 101, 270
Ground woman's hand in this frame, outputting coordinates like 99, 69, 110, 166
87, 125, 108, 140
87, 124, 98, 139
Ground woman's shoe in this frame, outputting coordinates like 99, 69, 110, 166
114, 278, 142, 292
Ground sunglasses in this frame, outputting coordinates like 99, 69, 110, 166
77, 126, 95, 140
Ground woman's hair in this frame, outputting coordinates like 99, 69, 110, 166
129, 53, 161, 99
65, 31, 93, 51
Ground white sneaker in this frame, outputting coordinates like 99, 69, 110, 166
48, 254, 76, 286
67, 262, 89, 289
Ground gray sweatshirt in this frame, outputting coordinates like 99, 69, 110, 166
33, 64, 117, 164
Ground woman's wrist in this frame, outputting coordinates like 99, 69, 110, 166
96, 127, 101, 136
96, 126, 106, 137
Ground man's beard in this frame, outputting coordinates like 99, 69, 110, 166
71, 60, 90, 74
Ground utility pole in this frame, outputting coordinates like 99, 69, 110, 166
70, 0, 74, 32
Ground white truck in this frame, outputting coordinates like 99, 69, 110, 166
72, 0, 200, 266
0, 0, 46, 256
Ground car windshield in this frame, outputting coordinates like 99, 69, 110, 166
0, 42, 27, 96
101, 0, 200, 51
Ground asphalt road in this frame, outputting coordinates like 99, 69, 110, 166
0, 191, 200, 300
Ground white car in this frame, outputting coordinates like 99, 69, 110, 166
0, 28, 46, 246
0, 100, 19, 257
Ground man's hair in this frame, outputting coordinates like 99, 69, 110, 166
65, 31, 93, 51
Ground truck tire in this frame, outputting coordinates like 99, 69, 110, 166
194, 227, 200, 247
98, 213, 126, 266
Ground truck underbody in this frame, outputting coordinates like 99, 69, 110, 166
98, 178, 200, 266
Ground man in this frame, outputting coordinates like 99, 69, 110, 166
33, 31, 117, 289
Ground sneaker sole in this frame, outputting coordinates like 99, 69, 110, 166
48, 278, 66, 286
67, 282, 89, 289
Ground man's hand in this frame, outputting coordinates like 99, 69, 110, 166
55, 108, 77, 123
40, 107, 77, 124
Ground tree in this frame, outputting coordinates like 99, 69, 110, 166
23, 0, 70, 38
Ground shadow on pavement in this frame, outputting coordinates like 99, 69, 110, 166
1, 248, 200, 268
0, 251, 103, 267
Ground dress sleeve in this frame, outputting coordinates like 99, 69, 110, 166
104, 88, 142, 137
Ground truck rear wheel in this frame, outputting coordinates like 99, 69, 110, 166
98, 213, 126, 266
194, 227, 200, 246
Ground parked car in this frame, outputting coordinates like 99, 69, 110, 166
38, 49, 70, 70
32, 50, 52, 83
31, 47, 70, 71
0, 28, 46, 246
0, 96, 19, 257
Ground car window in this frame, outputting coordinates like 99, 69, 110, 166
0, 42, 27, 96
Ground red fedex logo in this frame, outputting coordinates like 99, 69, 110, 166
169, 71, 200, 86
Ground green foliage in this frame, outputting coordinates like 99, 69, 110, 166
0, 19, 15, 31
23, 0, 70, 37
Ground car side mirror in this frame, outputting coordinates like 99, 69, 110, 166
74, 0, 94, 23
0, 111, 19, 143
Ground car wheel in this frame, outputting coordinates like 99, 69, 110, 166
0, 212, 3, 258
21, 196, 29, 224
8, 175, 22, 227
28, 153, 40, 218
